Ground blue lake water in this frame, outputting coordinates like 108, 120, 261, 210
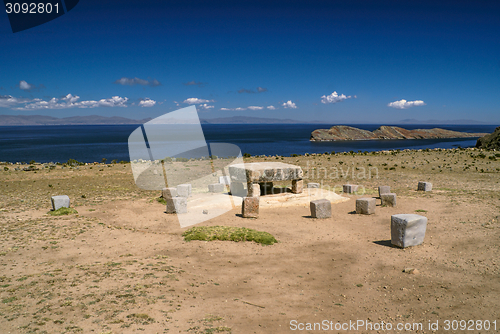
0, 124, 496, 163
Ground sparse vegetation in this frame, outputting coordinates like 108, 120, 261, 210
183, 226, 278, 245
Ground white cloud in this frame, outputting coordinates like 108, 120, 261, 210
235, 107, 246, 111
114, 77, 161, 86
183, 97, 215, 104
61, 93, 80, 103
139, 98, 156, 107
282, 100, 297, 109
19, 80, 33, 90
16, 94, 129, 110
0, 95, 24, 108
321, 91, 351, 104
388, 99, 426, 109
248, 106, 263, 110
267, 105, 276, 110
198, 103, 214, 110
220, 107, 231, 111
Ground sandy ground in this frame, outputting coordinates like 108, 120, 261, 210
0, 148, 499, 334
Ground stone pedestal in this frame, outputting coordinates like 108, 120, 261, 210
208, 183, 225, 193
343, 184, 359, 194
162, 187, 177, 198
381, 193, 397, 207
177, 184, 192, 197
356, 198, 376, 215
51, 195, 70, 211
310, 199, 331, 219
166, 197, 187, 214
391, 214, 427, 248
247, 183, 261, 197
418, 182, 432, 191
292, 179, 303, 194
378, 186, 391, 197
242, 197, 259, 218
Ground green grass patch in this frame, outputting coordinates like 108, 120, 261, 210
415, 209, 427, 213
48, 207, 78, 216
2, 296, 17, 303
156, 197, 167, 205
183, 226, 278, 245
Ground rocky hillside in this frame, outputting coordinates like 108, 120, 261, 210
310, 125, 487, 141
476, 126, 500, 149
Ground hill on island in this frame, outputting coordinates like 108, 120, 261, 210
310, 125, 488, 141
476, 126, 500, 150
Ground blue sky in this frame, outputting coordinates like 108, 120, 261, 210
1, 0, 499, 123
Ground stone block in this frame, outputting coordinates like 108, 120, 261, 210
310, 199, 331, 219
208, 183, 225, 193
219, 176, 231, 185
230, 182, 247, 197
378, 186, 391, 197
307, 182, 320, 188
343, 184, 359, 194
177, 184, 192, 197
162, 187, 177, 198
247, 183, 261, 197
51, 195, 70, 211
356, 198, 376, 215
418, 182, 432, 191
391, 214, 427, 248
165, 197, 187, 214
292, 179, 303, 194
381, 193, 397, 207
242, 197, 259, 218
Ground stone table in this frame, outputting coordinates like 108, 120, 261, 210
228, 162, 304, 197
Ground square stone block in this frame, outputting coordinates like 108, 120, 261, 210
356, 198, 376, 215
177, 184, 192, 197
242, 197, 259, 218
292, 179, 303, 194
343, 184, 359, 194
230, 182, 247, 197
417, 182, 432, 191
247, 183, 261, 197
162, 187, 177, 198
208, 183, 225, 193
381, 193, 397, 207
391, 214, 427, 248
51, 195, 70, 211
307, 182, 320, 188
378, 186, 391, 197
166, 197, 187, 214
310, 199, 331, 219
219, 176, 231, 185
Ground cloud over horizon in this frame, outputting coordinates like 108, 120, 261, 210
238, 86, 268, 94
282, 100, 297, 109
15, 94, 129, 110
388, 99, 426, 109
139, 98, 156, 107
19, 80, 44, 92
183, 97, 215, 104
321, 91, 352, 104
114, 77, 161, 86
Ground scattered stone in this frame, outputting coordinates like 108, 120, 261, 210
219, 176, 231, 185
356, 198, 376, 215
247, 183, 261, 197
417, 181, 432, 191
203, 209, 208, 215
177, 184, 192, 197
162, 187, 177, 198
378, 186, 391, 197
343, 184, 359, 194
242, 197, 259, 218
307, 182, 320, 188
403, 268, 420, 275
51, 195, 70, 211
165, 197, 187, 214
292, 179, 303, 194
381, 193, 397, 207
310, 199, 331, 219
391, 214, 428, 248
208, 183, 225, 193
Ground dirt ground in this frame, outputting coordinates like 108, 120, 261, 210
1, 148, 499, 334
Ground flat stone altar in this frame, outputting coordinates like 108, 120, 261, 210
228, 162, 304, 196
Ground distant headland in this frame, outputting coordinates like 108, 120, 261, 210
310, 125, 488, 141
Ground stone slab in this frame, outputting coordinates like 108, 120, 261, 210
343, 184, 359, 194
51, 195, 70, 211
381, 193, 397, 207
219, 176, 231, 185
242, 197, 259, 218
391, 214, 427, 248
208, 183, 225, 193
307, 182, 320, 188
230, 182, 247, 197
162, 187, 177, 198
310, 199, 331, 219
356, 198, 376, 215
418, 182, 432, 191
166, 197, 187, 214
229, 162, 303, 183
177, 184, 192, 197
378, 186, 391, 197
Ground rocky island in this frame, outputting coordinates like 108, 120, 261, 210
310, 125, 487, 141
